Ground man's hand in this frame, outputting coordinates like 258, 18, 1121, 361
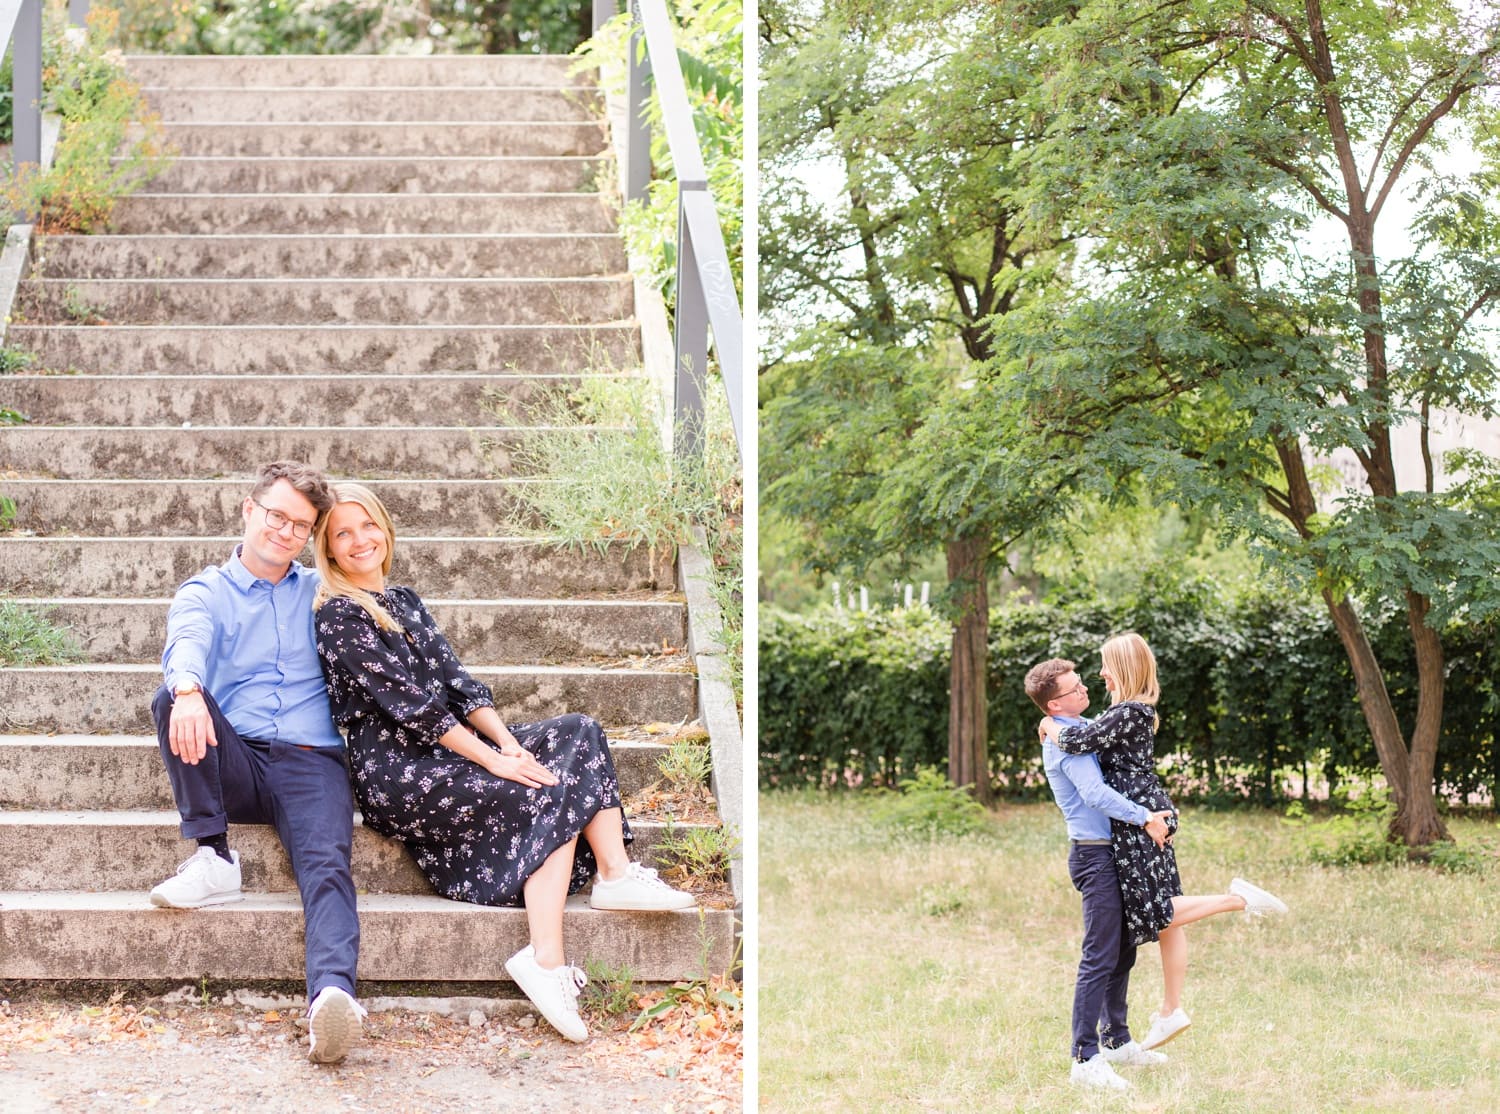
1144, 809, 1173, 849
168, 690, 218, 765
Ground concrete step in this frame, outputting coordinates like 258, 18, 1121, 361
143, 87, 600, 124
132, 156, 605, 195
0, 811, 700, 895
17, 277, 632, 326
107, 194, 616, 236
5, 324, 639, 374
9, 597, 685, 665
0, 479, 541, 535
0, 735, 682, 811
30, 233, 626, 279
0, 537, 672, 598
0, 372, 622, 427
154, 122, 605, 158
0, 425, 573, 479
124, 54, 591, 89
0, 665, 697, 735
0, 891, 730, 983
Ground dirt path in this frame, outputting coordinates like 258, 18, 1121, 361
0, 985, 742, 1113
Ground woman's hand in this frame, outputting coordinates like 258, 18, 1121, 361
485, 749, 560, 789
1038, 716, 1061, 742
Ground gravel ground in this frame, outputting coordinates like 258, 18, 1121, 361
0, 985, 742, 1113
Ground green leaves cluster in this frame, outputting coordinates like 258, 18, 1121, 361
578, 0, 743, 307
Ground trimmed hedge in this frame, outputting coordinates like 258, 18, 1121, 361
759, 589, 1498, 804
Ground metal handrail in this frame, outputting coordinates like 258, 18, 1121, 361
593, 0, 744, 462
4, 0, 87, 181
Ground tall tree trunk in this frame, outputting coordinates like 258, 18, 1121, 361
946, 532, 993, 806
1399, 590, 1450, 844
1320, 590, 1411, 806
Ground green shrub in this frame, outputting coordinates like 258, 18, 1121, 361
759, 586, 1500, 803
0, 601, 85, 665
874, 766, 993, 841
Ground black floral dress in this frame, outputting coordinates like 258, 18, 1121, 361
315, 585, 631, 907
1056, 701, 1181, 945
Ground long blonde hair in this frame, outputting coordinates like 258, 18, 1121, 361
313, 482, 402, 633
1101, 632, 1161, 729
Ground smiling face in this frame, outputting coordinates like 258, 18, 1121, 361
324, 499, 390, 591
1047, 670, 1091, 719
239, 478, 317, 582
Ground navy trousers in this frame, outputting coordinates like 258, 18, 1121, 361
1068, 842, 1137, 1061
152, 686, 360, 1002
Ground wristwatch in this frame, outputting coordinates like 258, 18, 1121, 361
173, 681, 202, 697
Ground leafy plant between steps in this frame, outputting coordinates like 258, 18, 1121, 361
654, 820, 739, 887
657, 737, 712, 795
629, 918, 741, 1039
580, 958, 638, 1018
0, 600, 85, 665
3, 4, 172, 234
497, 372, 742, 703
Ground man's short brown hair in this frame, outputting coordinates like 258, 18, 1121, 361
249, 460, 334, 525
1024, 658, 1075, 713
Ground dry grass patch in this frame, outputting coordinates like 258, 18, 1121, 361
760, 793, 1500, 1112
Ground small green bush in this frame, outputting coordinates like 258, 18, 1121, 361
874, 766, 993, 841
0, 601, 85, 665
1422, 839, 1494, 876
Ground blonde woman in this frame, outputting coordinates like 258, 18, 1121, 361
1040, 632, 1288, 1050
311, 483, 692, 1044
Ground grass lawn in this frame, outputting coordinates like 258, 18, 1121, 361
758, 792, 1500, 1112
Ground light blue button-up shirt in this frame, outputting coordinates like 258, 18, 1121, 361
161, 547, 342, 748
1042, 714, 1148, 840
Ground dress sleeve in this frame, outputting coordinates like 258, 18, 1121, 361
314, 597, 463, 745
1056, 703, 1144, 756
401, 588, 494, 716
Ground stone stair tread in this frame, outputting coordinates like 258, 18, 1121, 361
0, 891, 733, 982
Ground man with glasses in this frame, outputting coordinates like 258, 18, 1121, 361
1025, 658, 1172, 1092
151, 460, 365, 1063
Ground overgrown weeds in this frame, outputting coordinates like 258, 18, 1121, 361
656, 821, 739, 887
0, 601, 85, 665
4, 5, 171, 234
501, 372, 742, 702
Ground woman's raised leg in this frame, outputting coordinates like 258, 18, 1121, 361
581, 806, 632, 881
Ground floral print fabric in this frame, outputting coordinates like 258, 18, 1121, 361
315, 586, 631, 907
1057, 701, 1181, 945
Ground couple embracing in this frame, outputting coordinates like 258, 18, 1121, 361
1027, 633, 1290, 1092
149, 460, 693, 1062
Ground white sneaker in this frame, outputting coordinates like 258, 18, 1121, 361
1230, 876, 1289, 917
1070, 1053, 1130, 1090
588, 862, 695, 911
1102, 1039, 1168, 1066
504, 945, 588, 1042
149, 846, 243, 909
306, 985, 365, 1063
1141, 1007, 1191, 1050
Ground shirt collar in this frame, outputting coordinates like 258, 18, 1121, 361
224, 544, 309, 590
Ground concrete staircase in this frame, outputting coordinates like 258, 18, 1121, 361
0, 55, 732, 987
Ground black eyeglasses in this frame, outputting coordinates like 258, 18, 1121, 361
253, 499, 314, 539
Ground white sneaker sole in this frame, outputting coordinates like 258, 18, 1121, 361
149, 889, 244, 909
504, 954, 588, 1043
1140, 1020, 1191, 1050
308, 995, 360, 1063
